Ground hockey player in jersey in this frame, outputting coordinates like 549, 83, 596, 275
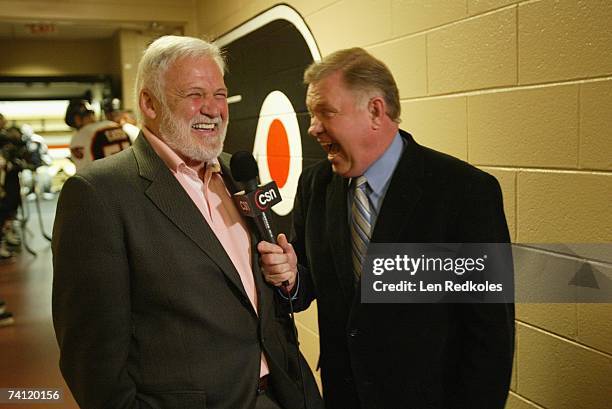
65, 99, 131, 171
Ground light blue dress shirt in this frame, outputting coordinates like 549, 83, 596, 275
283, 132, 406, 300
349, 131, 406, 228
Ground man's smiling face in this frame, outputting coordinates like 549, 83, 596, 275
159, 55, 229, 163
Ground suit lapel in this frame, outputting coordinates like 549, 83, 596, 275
326, 174, 355, 302
132, 136, 252, 306
371, 131, 424, 243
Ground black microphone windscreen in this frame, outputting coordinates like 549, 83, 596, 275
230, 151, 259, 183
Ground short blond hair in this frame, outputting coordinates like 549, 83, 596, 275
304, 47, 401, 123
134, 35, 225, 122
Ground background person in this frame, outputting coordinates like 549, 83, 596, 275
65, 99, 131, 171
20, 123, 56, 200
0, 125, 31, 258
102, 98, 140, 142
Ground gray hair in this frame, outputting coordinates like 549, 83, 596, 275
134, 35, 226, 122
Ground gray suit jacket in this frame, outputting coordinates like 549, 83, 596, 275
52, 135, 322, 409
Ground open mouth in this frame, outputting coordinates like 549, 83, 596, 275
320, 141, 340, 156
191, 122, 217, 132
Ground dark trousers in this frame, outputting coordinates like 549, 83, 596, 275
255, 392, 282, 409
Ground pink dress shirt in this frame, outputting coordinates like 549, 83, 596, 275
142, 127, 269, 377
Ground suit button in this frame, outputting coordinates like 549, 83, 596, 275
348, 329, 360, 337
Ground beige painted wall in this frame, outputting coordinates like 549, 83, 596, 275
0, 38, 117, 76
197, 1, 612, 408
0, 0, 198, 34
0, 0, 197, 105
116, 29, 173, 111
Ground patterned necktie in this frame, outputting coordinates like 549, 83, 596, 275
350, 176, 373, 280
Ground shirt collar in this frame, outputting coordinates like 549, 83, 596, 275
142, 126, 221, 174
362, 131, 404, 196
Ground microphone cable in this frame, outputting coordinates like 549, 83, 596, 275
282, 280, 308, 409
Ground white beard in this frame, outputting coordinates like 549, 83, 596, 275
159, 107, 227, 162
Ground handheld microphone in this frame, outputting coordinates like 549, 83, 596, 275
230, 151, 281, 245
230, 152, 291, 289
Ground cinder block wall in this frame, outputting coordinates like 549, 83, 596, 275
198, 1, 612, 408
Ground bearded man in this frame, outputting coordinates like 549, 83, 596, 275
52, 36, 322, 409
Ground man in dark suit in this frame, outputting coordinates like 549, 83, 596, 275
52, 35, 322, 409
258, 48, 515, 409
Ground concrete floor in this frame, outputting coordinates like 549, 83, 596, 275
0, 196, 79, 409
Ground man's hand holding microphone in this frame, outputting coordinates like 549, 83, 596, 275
229, 151, 297, 293
257, 233, 298, 293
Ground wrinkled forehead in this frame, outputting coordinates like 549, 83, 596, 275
306, 76, 340, 107
164, 55, 225, 84
306, 74, 361, 113
306, 82, 323, 107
